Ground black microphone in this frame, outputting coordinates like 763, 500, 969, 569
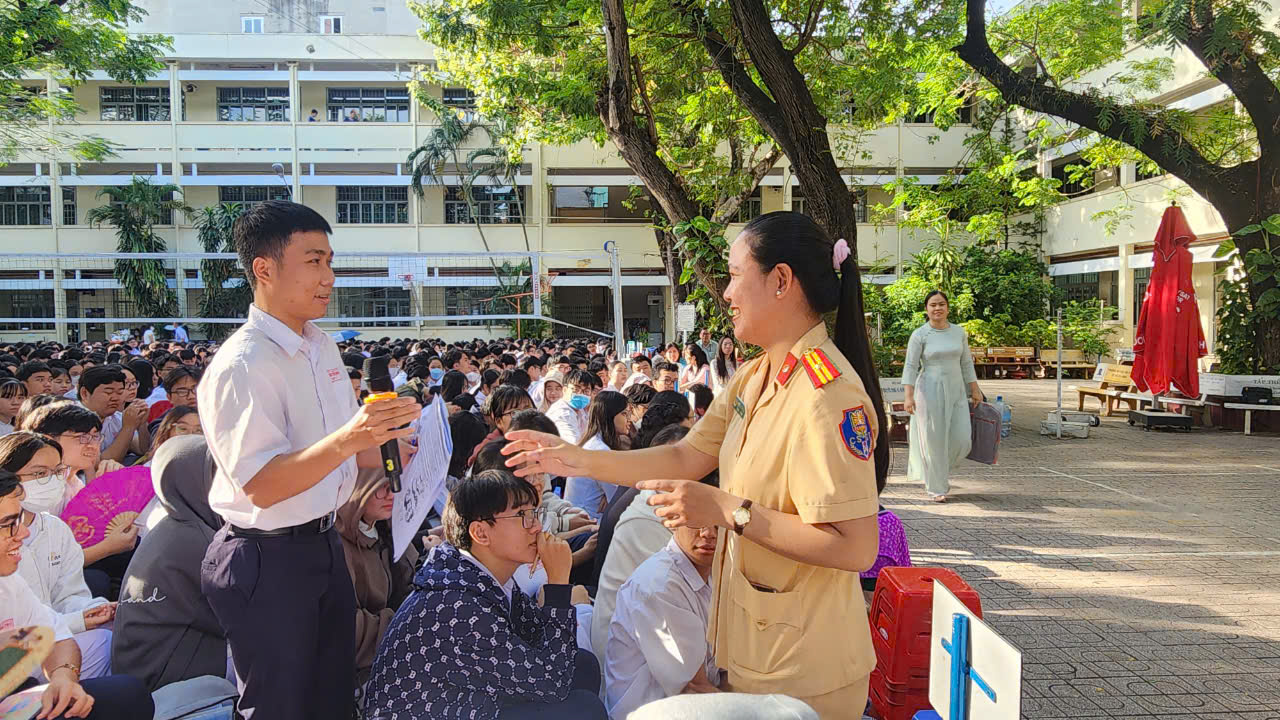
362, 355, 403, 492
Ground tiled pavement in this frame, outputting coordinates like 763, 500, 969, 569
880, 380, 1280, 719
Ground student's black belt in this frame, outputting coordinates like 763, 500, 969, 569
227, 511, 336, 538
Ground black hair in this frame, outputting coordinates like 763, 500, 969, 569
16, 361, 51, 382
484, 384, 534, 424
450, 393, 477, 412
565, 368, 602, 391
480, 368, 500, 392
635, 398, 691, 450
741, 211, 888, 488
162, 365, 201, 393
439, 370, 468, 403
232, 200, 334, 289
579, 390, 630, 451
0, 378, 28, 401
631, 354, 652, 367
648, 423, 688, 448
442, 468, 540, 551
0, 431, 63, 475
342, 353, 366, 370
624, 384, 655, 406
77, 365, 126, 400
508, 409, 558, 436
442, 349, 464, 371
469, 440, 509, 476
653, 361, 680, 376
924, 289, 949, 308
448, 410, 489, 479
126, 358, 156, 399
497, 368, 531, 391
21, 401, 103, 436
14, 395, 63, 429
347, 367, 362, 380
683, 344, 709, 370
587, 359, 607, 375
685, 383, 713, 414
519, 356, 545, 370
714, 338, 736, 382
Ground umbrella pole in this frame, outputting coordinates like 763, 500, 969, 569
1056, 308, 1063, 440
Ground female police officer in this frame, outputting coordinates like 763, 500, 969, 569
505, 212, 889, 718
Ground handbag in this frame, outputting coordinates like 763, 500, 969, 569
966, 401, 1001, 465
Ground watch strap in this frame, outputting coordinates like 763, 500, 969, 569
733, 498, 753, 535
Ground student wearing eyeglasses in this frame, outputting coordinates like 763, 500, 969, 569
0, 468, 153, 720
1, 432, 115, 681
365, 469, 607, 720
20, 403, 136, 596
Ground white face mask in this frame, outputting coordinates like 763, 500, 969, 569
466, 372, 481, 384
20, 477, 64, 515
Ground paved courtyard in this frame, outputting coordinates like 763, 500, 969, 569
881, 379, 1280, 719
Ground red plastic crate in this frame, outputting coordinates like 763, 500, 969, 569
868, 668, 933, 720
870, 567, 982, 682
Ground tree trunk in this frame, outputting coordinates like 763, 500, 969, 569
598, 0, 731, 319
680, 0, 888, 477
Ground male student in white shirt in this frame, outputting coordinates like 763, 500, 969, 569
198, 201, 419, 720
605, 499, 720, 718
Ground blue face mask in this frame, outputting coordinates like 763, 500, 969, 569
429, 368, 444, 381
568, 394, 590, 410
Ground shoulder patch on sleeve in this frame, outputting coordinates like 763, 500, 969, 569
839, 405, 873, 460
801, 348, 841, 389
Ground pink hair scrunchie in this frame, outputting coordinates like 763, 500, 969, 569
832, 237, 851, 271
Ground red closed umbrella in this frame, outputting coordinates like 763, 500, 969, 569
1131, 204, 1208, 396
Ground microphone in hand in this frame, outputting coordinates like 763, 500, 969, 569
362, 355, 407, 492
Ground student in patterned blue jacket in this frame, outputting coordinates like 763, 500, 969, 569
364, 469, 606, 720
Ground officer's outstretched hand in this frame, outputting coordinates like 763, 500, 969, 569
502, 430, 588, 479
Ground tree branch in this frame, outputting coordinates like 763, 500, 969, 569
953, 0, 1244, 206
629, 55, 661, 148
1177, 0, 1280, 154
789, 0, 823, 57
712, 145, 782, 225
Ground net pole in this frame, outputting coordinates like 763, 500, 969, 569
607, 241, 624, 354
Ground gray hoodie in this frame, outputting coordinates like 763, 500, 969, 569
111, 435, 228, 692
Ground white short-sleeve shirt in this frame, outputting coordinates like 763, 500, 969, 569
604, 538, 718, 718
0, 571, 73, 643
198, 304, 360, 531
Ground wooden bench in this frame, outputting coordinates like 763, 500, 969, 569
1156, 393, 1219, 428
1118, 391, 1159, 411
1070, 363, 1135, 417
976, 346, 1038, 379
1223, 402, 1279, 435
1040, 349, 1096, 379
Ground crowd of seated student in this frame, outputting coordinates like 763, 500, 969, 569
0, 334, 911, 720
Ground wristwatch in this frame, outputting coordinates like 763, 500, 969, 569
732, 499, 753, 535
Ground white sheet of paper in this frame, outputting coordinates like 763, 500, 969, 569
929, 580, 1022, 720
391, 395, 452, 561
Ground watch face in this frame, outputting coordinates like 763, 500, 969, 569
733, 506, 750, 525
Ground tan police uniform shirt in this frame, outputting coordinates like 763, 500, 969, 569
684, 322, 880, 700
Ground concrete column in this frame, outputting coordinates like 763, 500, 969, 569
289, 62, 301, 200
1118, 243, 1134, 333
1120, 161, 1136, 186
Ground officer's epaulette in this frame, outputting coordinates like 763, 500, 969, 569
800, 348, 840, 389
776, 348, 841, 389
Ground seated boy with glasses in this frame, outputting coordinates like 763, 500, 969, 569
364, 469, 606, 720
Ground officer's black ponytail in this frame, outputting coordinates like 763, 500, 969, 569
743, 212, 889, 489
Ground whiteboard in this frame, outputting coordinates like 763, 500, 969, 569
929, 581, 1021, 720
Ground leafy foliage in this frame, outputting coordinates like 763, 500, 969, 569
484, 260, 550, 339
192, 203, 252, 340
85, 178, 189, 320
1213, 215, 1280, 373
0, 0, 170, 164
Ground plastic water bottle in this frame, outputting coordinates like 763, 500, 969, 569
995, 395, 1012, 438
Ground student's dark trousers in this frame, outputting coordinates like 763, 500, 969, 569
201, 524, 356, 720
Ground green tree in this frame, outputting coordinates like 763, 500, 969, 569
958, 245, 1058, 325
86, 177, 189, 319
192, 202, 252, 340
0, 0, 170, 164
954, 0, 1280, 367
